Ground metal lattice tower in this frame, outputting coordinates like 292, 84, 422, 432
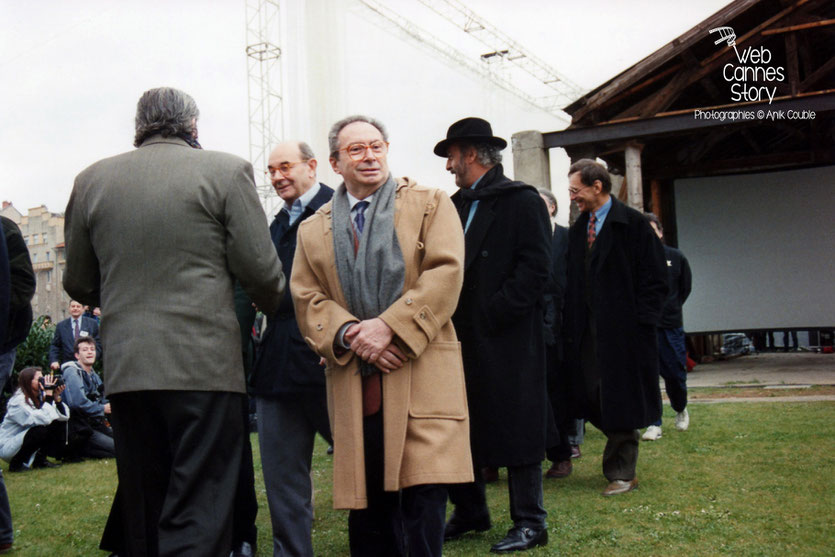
416, 0, 584, 111
356, 0, 581, 119
246, 0, 284, 216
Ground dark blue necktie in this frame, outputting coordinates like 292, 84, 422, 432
354, 201, 369, 236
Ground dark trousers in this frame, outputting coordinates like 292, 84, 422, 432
448, 461, 546, 530
233, 396, 258, 550
0, 469, 10, 545
109, 391, 243, 557
10, 420, 69, 467
545, 344, 572, 463
581, 326, 640, 482
256, 393, 332, 557
653, 327, 688, 426
348, 411, 447, 557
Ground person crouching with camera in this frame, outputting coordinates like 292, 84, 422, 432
60, 336, 114, 459
0, 367, 81, 471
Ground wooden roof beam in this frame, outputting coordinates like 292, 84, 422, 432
761, 17, 835, 34
569, 0, 762, 120
799, 56, 835, 92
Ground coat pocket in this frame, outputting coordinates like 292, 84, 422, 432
408, 341, 467, 420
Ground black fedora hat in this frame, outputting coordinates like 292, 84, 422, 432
433, 117, 507, 157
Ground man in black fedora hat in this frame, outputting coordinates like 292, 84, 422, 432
435, 117, 552, 553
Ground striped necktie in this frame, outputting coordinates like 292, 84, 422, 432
588, 212, 597, 247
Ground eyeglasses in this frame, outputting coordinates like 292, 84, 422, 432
568, 184, 590, 196
338, 141, 389, 161
265, 160, 309, 178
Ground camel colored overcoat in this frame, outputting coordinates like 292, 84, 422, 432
291, 178, 473, 509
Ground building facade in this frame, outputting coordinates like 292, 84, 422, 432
2, 202, 69, 321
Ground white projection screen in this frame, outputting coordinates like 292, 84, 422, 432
675, 165, 835, 333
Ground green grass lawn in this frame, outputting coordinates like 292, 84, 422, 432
4, 401, 834, 555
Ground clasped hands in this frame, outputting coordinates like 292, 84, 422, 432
344, 318, 407, 373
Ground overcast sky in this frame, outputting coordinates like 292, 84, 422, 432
1, 0, 731, 219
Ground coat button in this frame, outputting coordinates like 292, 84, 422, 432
481, 250, 488, 257
405, 298, 413, 305
419, 312, 426, 319
316, 324, 323, 331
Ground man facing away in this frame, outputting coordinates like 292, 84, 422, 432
49, 300, 101, 369
291, 115, 473, 556
250, 140, 334, 556
562, 158, 668, 497
63, 86, 285, 556
436, 117, 552, 554
641, 212, 693, 441
61, 336, 115, 459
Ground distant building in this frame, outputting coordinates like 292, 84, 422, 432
12, 204, 69, 320
0, 201, 22, 224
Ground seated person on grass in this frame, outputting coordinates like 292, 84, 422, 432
0, 368, 74, 471
61, 336, 115, 459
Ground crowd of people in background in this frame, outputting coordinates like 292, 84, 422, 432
0, 87, 707, 556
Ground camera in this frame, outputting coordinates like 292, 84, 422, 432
39, 375, 64, 389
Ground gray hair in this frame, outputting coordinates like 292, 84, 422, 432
134, 87, 200, 147
328, 115, 389, 159
457, 141, 503, 166
538, 188, 557, 216
298, 141, 315, 161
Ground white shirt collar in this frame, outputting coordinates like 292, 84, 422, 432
347, 191, 374, 210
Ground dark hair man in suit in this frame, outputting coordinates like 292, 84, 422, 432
436, 117, 552, 554
250, 140, 334, 557
63, 86, 285, 556
562, 158, 668, 497
49, 299, 101, 370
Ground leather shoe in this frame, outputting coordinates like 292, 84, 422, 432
481, 466, 499, 483
545, 460, 572, 479
230, 541, 255, 557
602, 478, 638, 496
570, 445, 582, 459
444, 514, 491, 541
490, 526, 548, 553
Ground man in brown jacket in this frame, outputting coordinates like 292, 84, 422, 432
291, 115, 472, 556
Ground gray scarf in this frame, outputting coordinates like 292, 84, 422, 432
332, 174, 405, 376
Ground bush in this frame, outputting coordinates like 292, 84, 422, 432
12, 315, 55, 376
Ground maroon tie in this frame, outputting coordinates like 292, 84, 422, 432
74, 319, 80, 340
588, 212, 597, 247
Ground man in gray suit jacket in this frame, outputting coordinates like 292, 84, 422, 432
64, 87, 285, 557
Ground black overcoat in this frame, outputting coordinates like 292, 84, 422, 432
563, 197, 668, 431
251, 184, 334, 396
451, 165, 552, 467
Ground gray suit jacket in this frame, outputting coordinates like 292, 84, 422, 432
63, 135, 285, 395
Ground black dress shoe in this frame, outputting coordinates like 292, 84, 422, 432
490, 526, 548, 553
444, 514, 491, 541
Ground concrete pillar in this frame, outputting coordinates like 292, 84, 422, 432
624, 143, 644, 211
511, 130, 550, 189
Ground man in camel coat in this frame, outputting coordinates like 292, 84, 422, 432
291, 115, 472, 556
